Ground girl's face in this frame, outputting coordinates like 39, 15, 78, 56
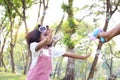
40, 29, 49, 40
40, 28, 53, 45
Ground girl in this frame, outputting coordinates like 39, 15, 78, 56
25, 25, 91, 80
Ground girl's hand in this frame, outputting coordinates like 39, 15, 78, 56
85, 53, 91, 59
46, 29, 53, 43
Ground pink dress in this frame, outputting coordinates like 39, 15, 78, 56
26, 49, 52, 80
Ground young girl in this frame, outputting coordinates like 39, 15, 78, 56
25, 25, 91, 80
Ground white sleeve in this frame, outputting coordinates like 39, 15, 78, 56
51, 46, 66, 58
30, 42, 41, 59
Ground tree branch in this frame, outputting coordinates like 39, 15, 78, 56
8, 0, 23, 18
111, 0, 120, 15
37, 0, 42, 23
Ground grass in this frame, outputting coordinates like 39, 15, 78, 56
0, 72, 26, 80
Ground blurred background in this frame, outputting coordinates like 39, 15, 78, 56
0, 0, 120, 80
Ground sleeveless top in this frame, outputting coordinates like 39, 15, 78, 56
26, 48, 52, 80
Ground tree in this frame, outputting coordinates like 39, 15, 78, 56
61, 0, 76, 80
0, 0, 33, 73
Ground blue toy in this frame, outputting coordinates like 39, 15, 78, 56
89, 28, 106, 43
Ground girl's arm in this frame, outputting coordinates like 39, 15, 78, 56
35, 29, 53, 51
63, 52, 91, 60
35, 38, 48, 51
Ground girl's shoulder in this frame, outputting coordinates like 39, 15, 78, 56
30, 42, 38, 46
30, 42, 39, 51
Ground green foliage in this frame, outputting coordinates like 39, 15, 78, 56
61, 0, 73, 13
0, 67, 4, 72
61, 3, 69, 12
0, 0, 34, 19
0, 0, 5, 6
61, 20, 75, 48
63, 34, 75, 49
68, 17, 76, 29
62, 21, 73, 33
76, 22, 90, 38
13, 32, 27, 68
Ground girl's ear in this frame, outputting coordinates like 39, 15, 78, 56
38, 24, 41, 28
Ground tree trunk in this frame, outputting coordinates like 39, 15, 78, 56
62, 0, 75, 80
10, 25, 15, 73
57, 57, 63, 79
1, 57, 7, 72
63, 49, 75, 80
37, 0, 42, 23
9, 18, 21, 73
0, 30, 1, 50
21, 0, 31, 74
10, 42, 15, 73
40, 0, 49, 25
0, 31, 9, 71
23, 49, 32, 74
109, 65, 120, 80
0, 31, 9, 61
21, 0, 28, 34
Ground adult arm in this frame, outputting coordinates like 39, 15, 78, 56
108, 23, 120, 39
99, 23, 120, 42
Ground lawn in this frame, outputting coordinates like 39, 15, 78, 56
0, 72, 26, 80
